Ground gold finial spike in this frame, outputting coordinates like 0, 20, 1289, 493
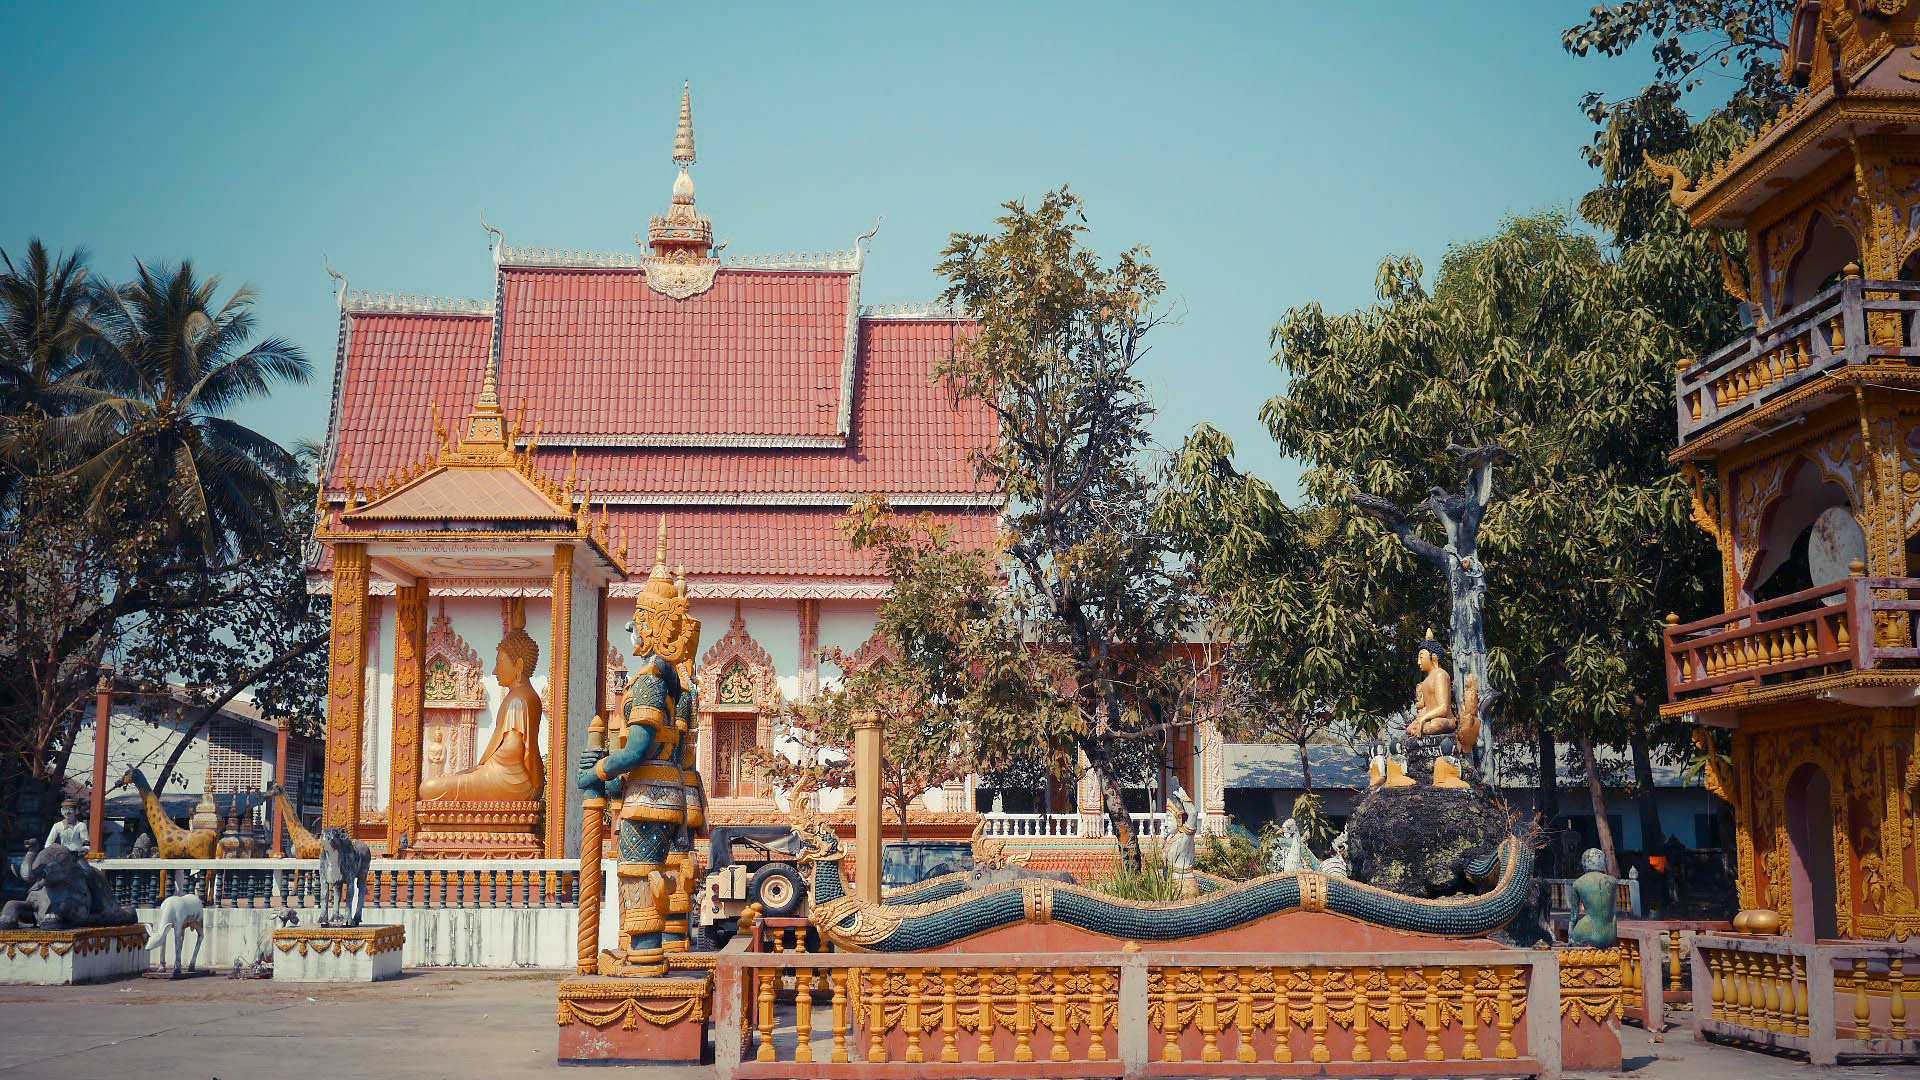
656, 515, 669, 568
673, 81, 696, 166
1844, 262, 1863, 281
338, 448, 353, 490
1422, 627, 1434, 641
567, 449, 579, 494
599, 499, 609, 532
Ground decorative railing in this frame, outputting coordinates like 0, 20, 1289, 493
1619, 920, 1729, 1030
1542, 877, 1641, 923
978, 812, 1173, 840
712, 946, 1561, 1078
98, 857, 579, 910
980, 813, 1085, 839
1692, 934, 1918, 1065
1676, 278, 1920, 446
1663, 576, 1920, 701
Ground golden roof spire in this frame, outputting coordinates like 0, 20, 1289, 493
673, 81, 696, 166
654, 514, 670, 575
463, 351, 508, 450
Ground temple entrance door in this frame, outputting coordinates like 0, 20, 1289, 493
1785, 763, 1840, 942
711, 714, 757, 799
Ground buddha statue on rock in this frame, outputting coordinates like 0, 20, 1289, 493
1405, 630, 1456, 739
421, 598, 545, 803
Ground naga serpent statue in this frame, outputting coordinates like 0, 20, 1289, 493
797, 827, 1534, 952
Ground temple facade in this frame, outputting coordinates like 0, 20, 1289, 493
1659, 2, 1920, 942
310, 88, 1003, 856
310, 89, 1228, 859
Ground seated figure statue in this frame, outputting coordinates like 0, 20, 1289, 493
1404, 630, 1456, 738
0, 844, 137, 930
420, 599, 545, 803
1568, 847, 1619, 947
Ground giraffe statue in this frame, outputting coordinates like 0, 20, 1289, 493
264, 782, 321, 858
118, 769, 218, 859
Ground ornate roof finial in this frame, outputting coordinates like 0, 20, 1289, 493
674, 82, 696, 166
655, 514, 669, 571
461, 352, 507, 451
642, 83, 715, 268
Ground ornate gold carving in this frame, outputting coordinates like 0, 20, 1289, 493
1645, 150, 1704, 210
1300, 873, 1329, 913
271, 925, 405, 958
640, 254, 720, 301
548, 544, 574, 857
1558, 947, 1625, 1025
0, 925, 148, 960
323, 544, 370, 829
387, 580, 428, 849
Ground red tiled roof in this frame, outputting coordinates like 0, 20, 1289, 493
501, 266, 850, 440
326, 296, 993, 499
606, 506, 998, 579
344, 466, 571, 522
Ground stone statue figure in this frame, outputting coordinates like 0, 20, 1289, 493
0, 844, 137, 930
317, 827, 370, 928
1323, 831, 1351, 879
1568, 847, 1619, 947
578, 519, 703, 977
1405, 631, 1457, 738
1164, 796, 1198, 900
1271, 818, 1319, 874
421, 598, 544, 803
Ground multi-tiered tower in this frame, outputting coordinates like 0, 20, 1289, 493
1658, 1, 1919, 942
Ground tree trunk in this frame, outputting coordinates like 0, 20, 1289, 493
1629, 724, 1664, 853
1535, 723, 1560, 875
1298, 739, 1314, 792
153, 633, 328, 793
1084, 739, 1141, 871
1575, 729, 1620, 877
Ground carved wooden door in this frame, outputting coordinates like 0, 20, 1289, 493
712, 715, 756, 798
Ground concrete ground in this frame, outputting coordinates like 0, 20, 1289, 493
2, 973, 1914, 1079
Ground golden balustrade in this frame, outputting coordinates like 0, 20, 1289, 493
1692, 934, 1919, 1066
99, 857, 579, 910
712, 948, 1557, 1079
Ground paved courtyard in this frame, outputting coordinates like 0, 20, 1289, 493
1, 970, 1914, 1079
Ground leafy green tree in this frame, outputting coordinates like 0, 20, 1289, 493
0, 249, 319, 839
750, 639, 971, 842
935, 189, 1196, 869
1163, 212, 1721, 875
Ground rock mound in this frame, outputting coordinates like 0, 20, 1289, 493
1345, 782, 1509, 899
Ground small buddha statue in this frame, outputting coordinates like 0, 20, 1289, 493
1405, 630, 1457, 738
1568, 847, 1620, 948
420, 600, 545, 803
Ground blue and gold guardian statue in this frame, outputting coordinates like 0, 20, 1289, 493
577, 519, 705, 976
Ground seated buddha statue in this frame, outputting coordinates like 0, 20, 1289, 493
1404, 631, 1457, 738
420, 601, 545, 803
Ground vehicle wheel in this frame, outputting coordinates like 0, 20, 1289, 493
749, 862, 805, 917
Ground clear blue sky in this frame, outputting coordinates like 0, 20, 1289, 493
1, 2, 1683, 494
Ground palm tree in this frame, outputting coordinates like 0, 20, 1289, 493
0, 240, 99, 419
59, 260, 309, 559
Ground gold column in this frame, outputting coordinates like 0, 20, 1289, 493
854, 710, 882, 906
547, 544, 575, 857
323, 544, 371, 830
386, 578, 428, 850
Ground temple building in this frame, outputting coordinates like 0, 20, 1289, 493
1658, 1, 1919, 943
310, 87, 1002, 856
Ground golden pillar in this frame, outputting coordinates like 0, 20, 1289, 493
547, 544, 575, 857
323, 543, 371, 830
853, 710, 882, 906
579, 714, 608, 974
386, 578, 428, 850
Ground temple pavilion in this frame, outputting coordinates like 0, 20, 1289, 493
309, 88, 1006, 857
1658, 1, 1919, 944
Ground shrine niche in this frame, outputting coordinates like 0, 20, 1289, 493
423, 600, 486, 784
603, 644, 624, 714
695, 604, 778, 802
839, 630, 901, 675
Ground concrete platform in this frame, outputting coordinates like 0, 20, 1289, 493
272, 925, 403, 982
0, 926, 148, 985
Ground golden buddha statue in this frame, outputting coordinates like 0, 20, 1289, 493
421, 599, 545, 803
1404, 629, 1458, 738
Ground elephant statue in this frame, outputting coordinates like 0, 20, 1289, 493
0, 844, 138, 930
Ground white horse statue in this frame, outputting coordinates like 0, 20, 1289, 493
317, 827, 370, 928
149, 890, 204, 975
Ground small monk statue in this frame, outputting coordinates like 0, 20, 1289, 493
420, 599, 545, 802
1568, 847, 1619, 947
1164, 795, 1199, 900
1405, 630, 1458, 738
